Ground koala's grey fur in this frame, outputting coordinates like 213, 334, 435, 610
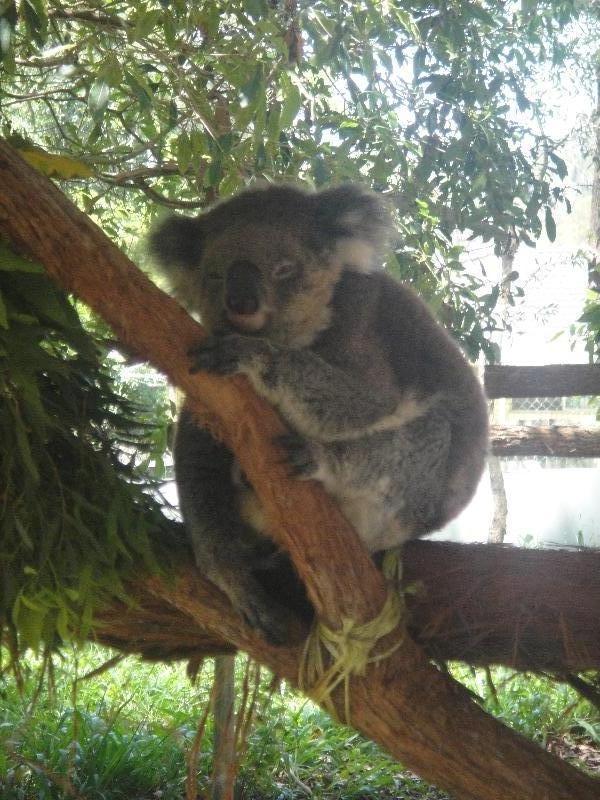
150, 183, 489, 643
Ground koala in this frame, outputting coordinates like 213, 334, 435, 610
150, 183, 489, 643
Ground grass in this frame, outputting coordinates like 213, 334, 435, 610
0, 644, 598, 799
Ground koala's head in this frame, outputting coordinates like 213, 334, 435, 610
150, 183, 393, 347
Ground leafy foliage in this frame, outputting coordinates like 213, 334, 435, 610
1, 647, 597, 799
1, 0, 595, 357
578, 290, 600, 363
0, 244, 175, 656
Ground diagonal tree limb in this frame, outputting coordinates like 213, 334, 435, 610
0, 138, 598, 799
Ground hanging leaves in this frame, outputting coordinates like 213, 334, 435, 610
0, 244, 173, 655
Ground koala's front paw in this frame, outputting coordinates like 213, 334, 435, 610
276, 432, 319, 479
189, 334, 272, 377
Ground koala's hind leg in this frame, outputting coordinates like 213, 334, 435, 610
174, 408, 294, 644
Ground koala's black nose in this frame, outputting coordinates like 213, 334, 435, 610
225, 259, 262, 315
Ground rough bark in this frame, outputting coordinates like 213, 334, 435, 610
402, 541, 600, 671
485, 364, 600, 398
491, 424, 600, 458
98, 561, 600, 800
1, 138, 598, 800
94, 540, 600, 673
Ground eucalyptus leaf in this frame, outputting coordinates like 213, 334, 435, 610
544, 207, 557, 242
88, 81, 110, 119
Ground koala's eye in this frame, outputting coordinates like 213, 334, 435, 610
272, 261, 297, 281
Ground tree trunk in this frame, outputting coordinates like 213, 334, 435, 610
211, 656, 237, 800
490, 424, 600, 457
486, 237, 517, 544
0, 138, 598, 800
487, 456, 507, 542
485, 364, 600, 398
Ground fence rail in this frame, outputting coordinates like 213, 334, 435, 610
484, 364, 600, 399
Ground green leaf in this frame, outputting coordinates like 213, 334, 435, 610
55, 604, 70, 641
544, 207, 556, 242
176, 131, 192, 174
472, 172, 487, 192
19, 147, 94, 179
245, 0, 267, 19
124, 69, 153, 109
133, 9, 162, 40
549, 152, 568, 180
13, 418, 39, 483
513, 84, 530, 111
266, 103, 282, 144
0, 15, 15, 67
21, 0, 47, 46
468, 5, 496, 26
100, 53, 122, 88
280, 80, 302, 129
88, 80, 110, 120
242, 64, 264, 103
167, 99, 178, 130
14, 517, 34, 550
393, 9, 420, 41
0, 243, 42, 274
15, 600, 45, 652
189, 129, 206, 172
207, 156, 222, 186
0, 288, 8, 329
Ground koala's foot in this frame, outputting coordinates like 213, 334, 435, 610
276, 432, 319, 478
214, 566, 292, 645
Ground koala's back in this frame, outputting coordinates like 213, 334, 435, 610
310, 268, 488, 537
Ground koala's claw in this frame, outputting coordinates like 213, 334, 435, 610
188, 335, 242, 376
276, 432, 318, 478
217, 565, 290, 645
239, 594, 290, 646
189, 334, 273, 377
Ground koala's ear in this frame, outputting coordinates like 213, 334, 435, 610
312, 184, 394, 271
149, 214, 204, 271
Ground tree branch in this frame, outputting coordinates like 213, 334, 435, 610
47, 7, 133, 31
491, 424, 600, 457
0, 138, 597, 800
485, 364, 600, 398
94, 539, 600, 674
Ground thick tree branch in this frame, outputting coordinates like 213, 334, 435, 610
95, 539, 600, 674
485, 364, 600, 398
0, 138, 598, 800
47, 7, 133, 31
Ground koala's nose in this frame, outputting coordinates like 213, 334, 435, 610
225, 259, 261, 316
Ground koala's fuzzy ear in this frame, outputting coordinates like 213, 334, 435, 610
149, 214, 204, 271
313, 184, 394, 272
